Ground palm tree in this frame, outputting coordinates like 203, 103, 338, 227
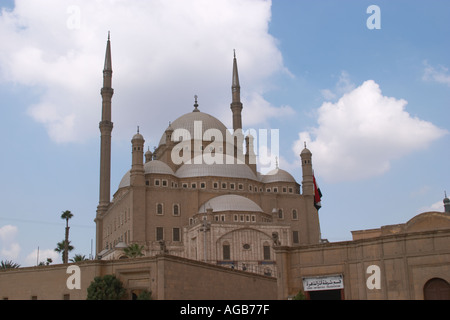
61, 210, 73, 264
55, 240, 74, 263
70, 254, 88, 262
38, 258, 53, 266
123, 243, 144, 258
0, 260, 20, 269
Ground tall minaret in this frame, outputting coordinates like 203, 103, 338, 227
230, 50, 243, 131
96, 33, 114, 254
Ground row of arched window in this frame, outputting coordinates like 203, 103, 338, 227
146, 177, 300, 194
156, 203, 180, 216
222, 241, 272, 261
276, 208, 298, 220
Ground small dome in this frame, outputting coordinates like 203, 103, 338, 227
117, 160, 175, 189
115, 242, 128, 249
118, 171, 130, 189
144, 160, 175, 175
132, 132, 144, 141
260, 168, 297, 184
199, 195, 263, 213
301, 147, 311, 155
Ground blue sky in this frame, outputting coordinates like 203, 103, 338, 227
0, 0, 448, 266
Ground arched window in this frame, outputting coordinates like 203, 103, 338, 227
173, 204, 179, 216
156, 203, 163, 215
292, 209, 298, 220
278, 209, 283, 219
223, 241, 231, 260
263, 241, 271, 260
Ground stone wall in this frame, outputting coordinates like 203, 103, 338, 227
275, 228, 450, 300
0, 254, 277, 300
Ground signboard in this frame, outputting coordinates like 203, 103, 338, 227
302, 274, 344, 292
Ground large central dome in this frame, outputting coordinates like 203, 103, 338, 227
159, 110, 229, 146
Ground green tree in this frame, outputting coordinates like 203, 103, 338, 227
60, 210, 73, 264
0, 260, 20, 269
292, 290, 307, 300
136, 290, 152, 300
55, 240, 74, 263
86, 275, 127, 300
123, 243, 144, 258
38, 258, 53, 266
70, 254, 88, 262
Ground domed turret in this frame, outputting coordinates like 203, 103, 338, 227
145, 147, 153, 163
300, 143, 313, 196
444, 191, 450, 213
130, 127, 145, 186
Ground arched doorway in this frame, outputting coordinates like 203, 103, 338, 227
423, 278, 450, 300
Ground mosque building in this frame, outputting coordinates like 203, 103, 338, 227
1, 35, 449, 301
94, 36, 322, 276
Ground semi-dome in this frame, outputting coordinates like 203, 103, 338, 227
117, 160, 175, 189
175, 155, 258, 181
144, 160, 175, 175
198, 195, 263, 213
159, 110, 228, 146
260, 168, 297, 184
118, 171, 131, 189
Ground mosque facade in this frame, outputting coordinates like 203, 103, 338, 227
94, 36, 322, 276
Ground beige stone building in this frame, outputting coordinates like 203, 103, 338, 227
275, 210, 450, 300
1, 37, 449, 301
94, 37, 322, 278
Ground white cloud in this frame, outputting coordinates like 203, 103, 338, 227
25, 248, 60, 267
423, 61, 450, 87
0, 0, 288, 144
0, 225, 21, 260
242, 92, 295, 127
294, 79, 447, 183
417, 200, 445, 214
320, 71, 355, 101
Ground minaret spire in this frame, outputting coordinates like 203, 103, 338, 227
96, 33, 114, 255
230, 50, 243, 131
103, 31, 112, 87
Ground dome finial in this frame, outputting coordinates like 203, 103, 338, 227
193, 94, 200, 112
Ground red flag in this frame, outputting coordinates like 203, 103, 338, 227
313, 174, 322, 210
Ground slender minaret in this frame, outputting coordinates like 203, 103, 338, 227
301, 144, 313, 196
96, 33, 114, 255
230, 50, 243, 131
